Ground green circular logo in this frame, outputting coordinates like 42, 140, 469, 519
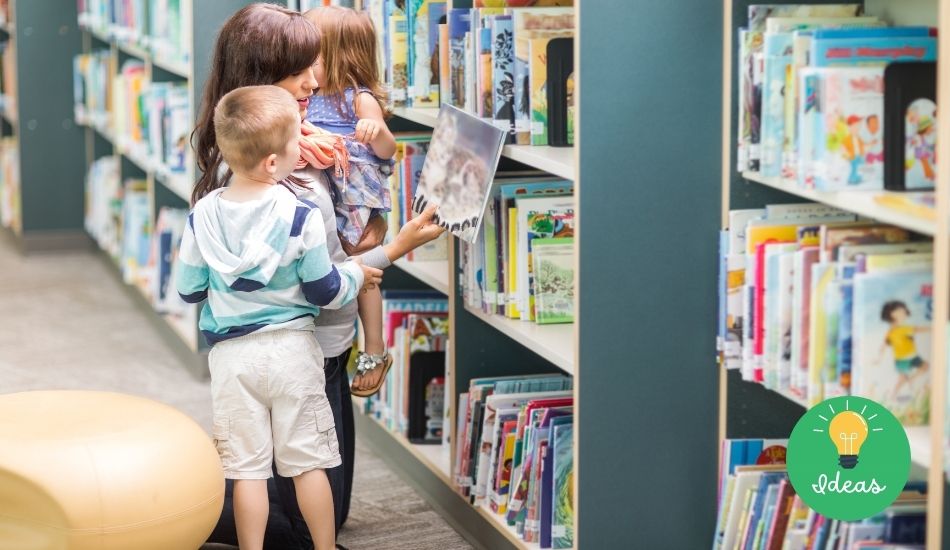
786, 396, 910, 521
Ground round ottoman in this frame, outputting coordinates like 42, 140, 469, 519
0, 391, 224, 550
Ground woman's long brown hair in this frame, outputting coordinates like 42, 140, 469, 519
191, 3, 320, 205
305, 6, 389, 119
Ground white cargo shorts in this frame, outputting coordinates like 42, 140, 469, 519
208, 328, 342, 479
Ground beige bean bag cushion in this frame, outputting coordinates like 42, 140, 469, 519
0, 391, 223, 549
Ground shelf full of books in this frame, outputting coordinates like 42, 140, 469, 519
714, 438, 929, 549
367, 0, 577, 181
721, 2, 950, 548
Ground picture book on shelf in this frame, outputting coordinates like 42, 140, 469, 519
411, 104, 507, 242
531, 237, 574, 324
851, 269, 932, 425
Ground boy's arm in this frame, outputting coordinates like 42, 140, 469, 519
175, 214, 209, 303
354, 92, 396, 159
298, 210, 365, 309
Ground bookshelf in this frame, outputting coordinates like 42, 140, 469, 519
392, 257, 450, 295
359, 1, 723, 549
719, 1, 950, 548
0, 1, 87, 251
392, 106, 576, 180
73, 1, 264, 376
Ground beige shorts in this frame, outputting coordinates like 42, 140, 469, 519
208, 328, 342, 479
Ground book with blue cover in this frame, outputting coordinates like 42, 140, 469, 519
811, 35, 937, 67
550, 421, 573, 549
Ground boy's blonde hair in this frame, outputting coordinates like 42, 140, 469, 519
213, 85, 299, 172
304, 6, 389, 117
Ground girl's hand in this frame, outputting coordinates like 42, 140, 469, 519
354, 118, 382, 144
342, 216, 388, 256
351, 256, 383, 290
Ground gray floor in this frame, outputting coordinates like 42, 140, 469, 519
0, 235, 471, 550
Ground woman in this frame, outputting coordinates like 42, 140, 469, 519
197, 5, 443, 548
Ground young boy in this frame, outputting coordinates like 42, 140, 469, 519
175, 85, 381, 550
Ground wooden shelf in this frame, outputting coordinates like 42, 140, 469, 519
78, 115, 191, 203
463, 304, 574, 375
741, 172, 936, 236
150, 54, 189, 79
760, 382, 932, 468
392, 107, 575, 180
353, 398, 452, 484
80, 24, 190, 79
474, 503, 541, 550
393, 258, 449, 294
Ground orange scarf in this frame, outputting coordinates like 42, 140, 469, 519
296, 121, 350, 183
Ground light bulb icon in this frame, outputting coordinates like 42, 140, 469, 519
828, 410, 868, 469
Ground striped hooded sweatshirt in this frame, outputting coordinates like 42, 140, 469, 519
175, 185, 364, 346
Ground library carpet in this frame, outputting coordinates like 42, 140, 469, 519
0, 236, 472, 550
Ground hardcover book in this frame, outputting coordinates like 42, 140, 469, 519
412, 104, 507, 242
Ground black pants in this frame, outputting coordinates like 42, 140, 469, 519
206, 349, 356, 549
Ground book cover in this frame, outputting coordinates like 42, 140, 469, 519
412, 104, 507, 242
512, 8, 574, 145
540, 415, 572, 548
820, 223, 910, 262
532, 237, 574, 324
389, 9, 410, 106
515, 196, 574, 320
811, 35, 937, 67
812, 67, 886, 191
447, 8, 472, 109
491, 15, 515, 140
490, 420, 518, 513
546, 37, 573, 147
883, 61, 936, 191
551, 421, 573, 549
477, 24, 494, 119
852, 269, 932, 425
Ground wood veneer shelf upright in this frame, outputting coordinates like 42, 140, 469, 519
718, 1, 950, 548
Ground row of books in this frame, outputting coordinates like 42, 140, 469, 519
364, 0, 575, 146
717, 202, 933, 425
77, 0, 192, 67
74, 53, 191, 174
461, 178, 574, 324
737, 4, 938, 192
386, 132, 449, 261
0, 137, 17, 232
363, 290, 450, 444
714, 438, 926, 550
84, 156, 196, 344
454, 374, 574, 548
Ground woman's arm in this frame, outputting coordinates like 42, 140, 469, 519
354, 92, 397, 159
357, 205, 445, 267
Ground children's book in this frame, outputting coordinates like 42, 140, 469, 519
515, 196, 574, 320
531, 237, 574, 324
811, 33, 937, 67
551, 421, 573, 549
490, 15, 515, 140
819, 223, 910, 262
852, 269, 932, 425
812, 67, 886, 191
738, 4, 863, 172
447, 8, 472, 109
389, 7, 409, 106
412, 104, 506, 242
512, 8, 573, 145
540, 415, 572, 548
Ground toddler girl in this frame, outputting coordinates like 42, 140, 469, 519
302, 6, 397, 397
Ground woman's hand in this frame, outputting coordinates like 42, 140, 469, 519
383, 205, 446, 262
343, 216, 388, 256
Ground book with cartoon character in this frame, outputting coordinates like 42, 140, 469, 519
851, 269, 932, 425
412, 103, 506, 242
802, 67, 886, 191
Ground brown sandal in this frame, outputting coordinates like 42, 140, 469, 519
350, 352, 393, 397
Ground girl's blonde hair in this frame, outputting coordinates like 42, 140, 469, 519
304, 6, 390, 118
